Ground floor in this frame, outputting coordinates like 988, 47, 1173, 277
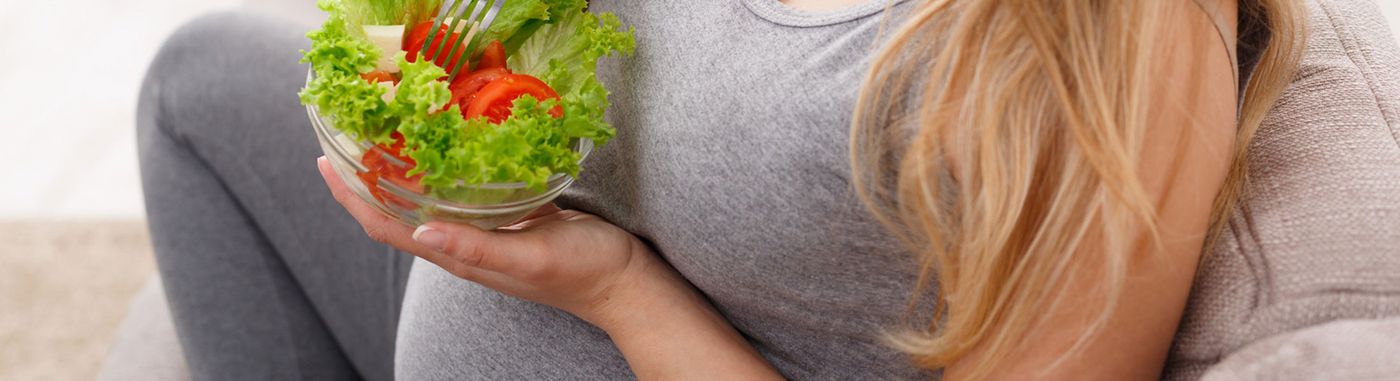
0, 221, 155, 381
1, 1, 1398, 380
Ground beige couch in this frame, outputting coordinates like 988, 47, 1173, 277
99, 0, 1400, 379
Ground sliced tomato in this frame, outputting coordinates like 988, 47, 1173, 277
358, 132, 424, 208
464, 74, 563, 123
448, 67, 511, 113
403, 21, 466, 73
383, 131, 408, 156
360, 70, 398, 84
475, 40, 508, 71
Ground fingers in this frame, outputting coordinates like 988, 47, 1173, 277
319, 156, 556, 281
317, 157, 446, 260
413, 222, 544, 276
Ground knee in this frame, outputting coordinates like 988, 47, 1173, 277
139, 12, 254, 140
148, 12, 254, 72
138, 12, 307, 140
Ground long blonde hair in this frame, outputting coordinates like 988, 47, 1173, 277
850, 0, 1305, 376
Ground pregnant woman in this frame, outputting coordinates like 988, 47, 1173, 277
138, 0, 1303, 379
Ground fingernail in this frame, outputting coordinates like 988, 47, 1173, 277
412, 225, 447, 252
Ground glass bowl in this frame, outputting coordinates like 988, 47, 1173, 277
306, 72, 592, 229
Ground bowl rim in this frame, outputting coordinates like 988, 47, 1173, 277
305, 68, 591, 212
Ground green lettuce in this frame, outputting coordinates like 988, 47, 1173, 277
511, 10, 636, 95
403, 95, 579, 190
344, 0, 439, 26
476, 0, 550, 49
387, 53, 454, 124
300, 0, 393, 144
487, 0, 590, 53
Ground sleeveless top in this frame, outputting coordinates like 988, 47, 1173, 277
405, 1, 1251, 379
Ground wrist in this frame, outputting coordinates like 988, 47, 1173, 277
583, 241, 711, 335
580, 242, 783, 380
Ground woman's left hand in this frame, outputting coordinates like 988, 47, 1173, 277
317, 157, 667, 327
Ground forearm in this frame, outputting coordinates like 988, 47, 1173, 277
591, 251, 784, 380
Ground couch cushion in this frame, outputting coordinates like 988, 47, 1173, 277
97, 276, 189, 381
1164, 0, 1400, 379
1199, 317, 1400, 381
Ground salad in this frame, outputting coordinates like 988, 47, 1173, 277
300, 0, 634, 206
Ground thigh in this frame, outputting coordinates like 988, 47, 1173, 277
140, 11, 412, 379
395, 260, 634, 380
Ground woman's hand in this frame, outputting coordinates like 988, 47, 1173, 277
317, 157, 654, 326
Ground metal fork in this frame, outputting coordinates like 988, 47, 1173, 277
420, 0, 506, 81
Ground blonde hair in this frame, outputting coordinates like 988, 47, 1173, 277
850, 0, 1305, 377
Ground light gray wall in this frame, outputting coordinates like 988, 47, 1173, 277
244, 0, 323, 26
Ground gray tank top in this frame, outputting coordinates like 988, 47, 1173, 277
564, 1, 929, 379
558, 1, 1243, 379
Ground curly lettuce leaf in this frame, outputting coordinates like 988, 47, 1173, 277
511, 11, 635, 96
299, 0, 393, 143
555, 74, 617, 143
402, 95, 578, 190
387, 53, 454, 121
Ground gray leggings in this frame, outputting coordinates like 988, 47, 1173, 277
138, 12, 413, 380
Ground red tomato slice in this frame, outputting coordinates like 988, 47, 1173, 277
464, 74, 563, 124
358, 132, 424, 208
403, 21, 465, 73
448, 67, 511, 113
384, 131, 408, 156
476, 41, 508, 71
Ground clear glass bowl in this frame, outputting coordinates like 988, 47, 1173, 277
306, 71, 591, 229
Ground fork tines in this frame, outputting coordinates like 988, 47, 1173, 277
420, 0, 507, 81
